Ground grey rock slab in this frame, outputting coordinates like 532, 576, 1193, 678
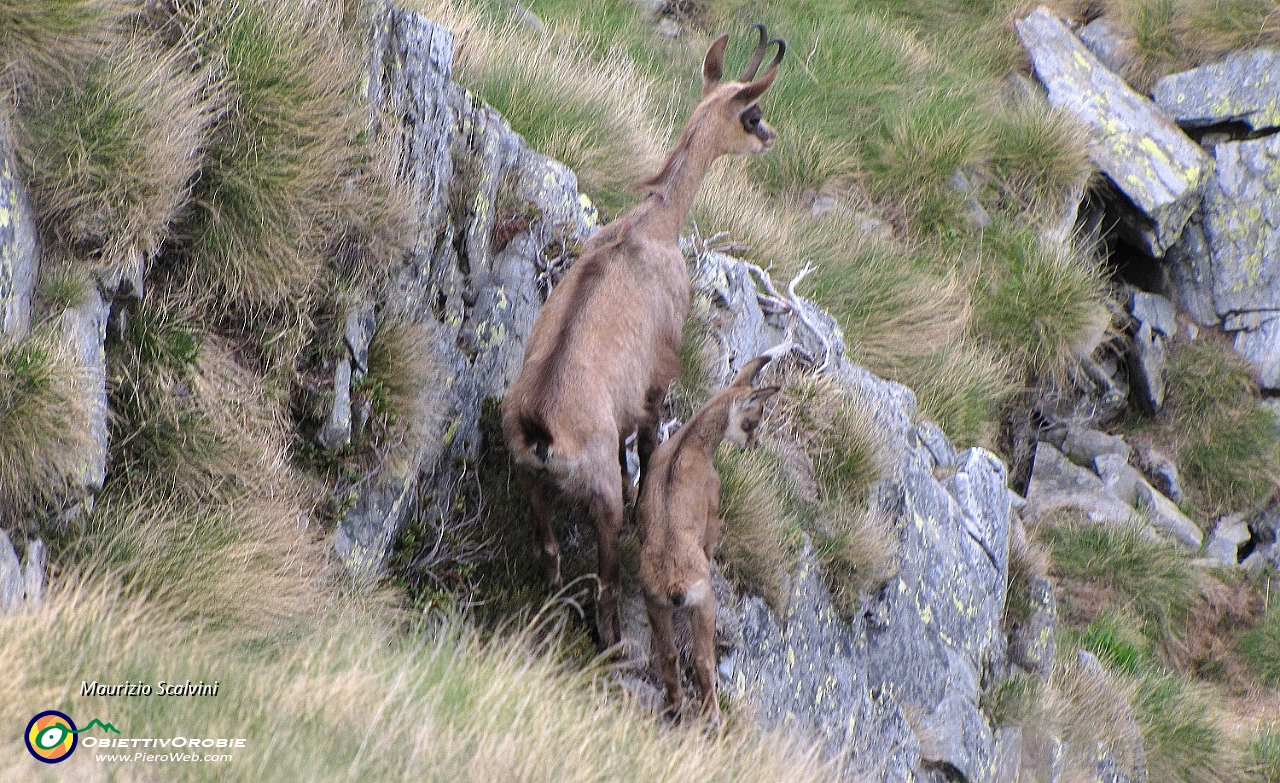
1077, 17, 1131, 76
344, 303, 375, 374
731, 554, 924, 783
1129, 290, 1177, 338
1136, 481, 1202, 549
1094, 453, 1141, 507
1153, 49, 1280, 131
1204, 134, 1280, 315
337, 4, 597, 577
916, 421, 959, 471
1233, 315, 1280, 390
1016, 8, 1213, 255
316, 356, 353, 451
56, 285, 110, 495
1128, 321, 1167, 415
1166, 218, 1219, 326
992, 726, 1023, 783
1009, 572, 1057, 679
1206, 513, 1249, 566
1062, 426, 1130, 463
0, 111, 37, 340
22, 538, 44, 607
1026, 442, 1138, 524
0, 529, 20, 614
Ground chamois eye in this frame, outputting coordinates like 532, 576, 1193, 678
740, 105, 762, 132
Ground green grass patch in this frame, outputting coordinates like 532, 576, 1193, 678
1072, 610, 1155, 675
1040, 520, 1198, 641
0, 0, 128, 88
1237, 606, 1280, 687
715, 440, 801, 607
1246, 727, 1280, 783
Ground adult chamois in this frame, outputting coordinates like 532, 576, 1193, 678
638, 355, 779, 722
501, 27, 786, 647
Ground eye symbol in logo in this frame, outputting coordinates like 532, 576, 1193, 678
25, 711, 77, 763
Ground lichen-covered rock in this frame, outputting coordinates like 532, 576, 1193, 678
1202, 134, 1280, 316
1077, 17, 1130, 76
335, 4, 597, 577
1016, 8, 1212, 256
1129, 291, 1176, 338
1165, 218, 1218, 326
1230, 315, 1280, 390
1152, 49, 1280, 131
0, 111, 37, 340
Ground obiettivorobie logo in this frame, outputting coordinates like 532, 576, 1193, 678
25, 711, 120, 763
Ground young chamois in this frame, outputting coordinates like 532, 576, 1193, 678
501, 28, 786, 647
638, 355, 779, 721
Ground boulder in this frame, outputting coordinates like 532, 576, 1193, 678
1231, 316, 1280, 390
1061, 426, 1130, 463
1077, 17, 1131, 76
0, 110, 38, 340
1026, 442, 1137, 524
1152, 49, 1280, 131
1164, 218, 1218, 326
316, 355, 353, 450
1127, 321, 1167, 415
56, 286, 111, 497
0, 529, 20, 614
1128, 290, 1177, 338
1134, 445, 1183, 503
1094, 453, 1141, 507
1136, 481, 1202, 549
1205, 513, 1249, 566
1016, 8, 1212, 255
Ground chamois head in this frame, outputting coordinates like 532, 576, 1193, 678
695, 25, 786, 157
722, 355, 780, 448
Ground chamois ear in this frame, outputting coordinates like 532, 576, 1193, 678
748, 386, 780, 406
702, 34, 730, 94
729, 355, 771, 387
733, 38, 785, 106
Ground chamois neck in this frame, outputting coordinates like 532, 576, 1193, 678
678, 394, 734, 458
639, 120, 718, 243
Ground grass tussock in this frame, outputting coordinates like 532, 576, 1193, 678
0, 583, 833, 783
971, 222, 1109, 380
362, 316, 447, 466
33, 260, 92, 315
714, 440, 800, 607
13, 34, 216, 270
0, 0, 128, 88
776, 374, 899, 603
0, 330, 92, 516
184, 0, 370, 311
1132, 667, 1237, 783
988, 104, 1091, 212
1132, 341, 1280, 520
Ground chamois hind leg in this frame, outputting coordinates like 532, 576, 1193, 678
589, 480, 625, 648
645, 596, 683, 716
690, 593, 721, 725
517, 469, 561, 586
636, 386, 665, 492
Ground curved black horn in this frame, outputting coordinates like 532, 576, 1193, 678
764, 38, 786, 73
738, 23, 769, 82
733, 38, 786, 104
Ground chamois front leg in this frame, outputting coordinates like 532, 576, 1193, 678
517, 469, 561, 586
590, 484, 624, 648
689, 594, 721, 726
646, 596, 683, 716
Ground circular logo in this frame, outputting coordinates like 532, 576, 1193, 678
25, 711, 77, 763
